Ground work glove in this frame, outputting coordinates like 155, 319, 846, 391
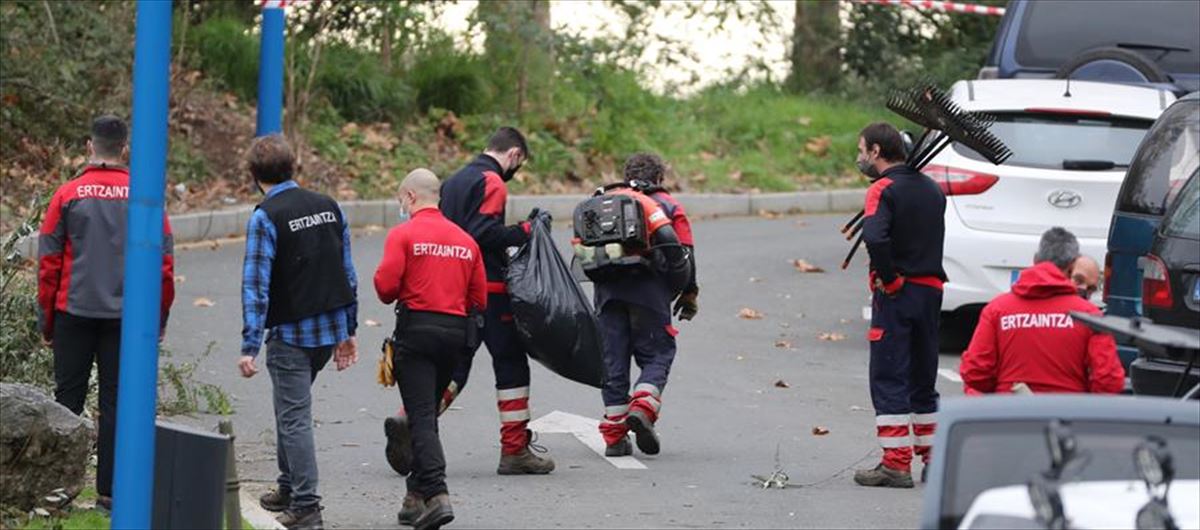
673, 291, 699, 321
527, 207, 552, 224
874, 275, 905, 298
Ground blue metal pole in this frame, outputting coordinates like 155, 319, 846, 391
257, 6, 285, 136
112, 1, 171, 528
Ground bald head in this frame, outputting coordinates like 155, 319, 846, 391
1072, 255, 1101, 300
399, 168, 440, 211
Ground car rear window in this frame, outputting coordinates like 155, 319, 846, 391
941, 420, 1200, 529
1015, 0, 1200, 74
951, 113, 1153, 170
1116, 102, 1200, 215
1164, 174, 1200, 239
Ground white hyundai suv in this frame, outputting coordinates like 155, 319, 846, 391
930, 79, 1175, 335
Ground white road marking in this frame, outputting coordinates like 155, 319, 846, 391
529, 410, 647, 470
938, 369, 963, 383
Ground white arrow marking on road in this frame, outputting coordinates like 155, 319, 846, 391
938, 368, 963, 383
529, 410, 647, 470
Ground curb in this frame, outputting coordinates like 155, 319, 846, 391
11, 189, 865, 258
239, 491, 285, 530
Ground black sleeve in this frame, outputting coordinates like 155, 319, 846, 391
651, 224, 691, 295
473, 217, 529, 253
683, 245, 698, 296
863, 188, 896, 284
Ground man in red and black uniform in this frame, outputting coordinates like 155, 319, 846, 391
852, 123, 946, 489
37, 115, 176, 510
595, 153, 697, 457
960, 228, 1124, 395
375, 169, 486, 530
384, 126, 554, 476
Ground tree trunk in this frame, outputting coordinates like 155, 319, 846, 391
788, 0, 842, 93
481, 0, 553, 118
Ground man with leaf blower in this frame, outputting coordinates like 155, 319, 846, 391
572, 153, 697, 456
853, 123, 946, 489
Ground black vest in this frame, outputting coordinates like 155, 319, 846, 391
257, 187, 354, 327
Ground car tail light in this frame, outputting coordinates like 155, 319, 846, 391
1139, 254, 1173, 309
1103, 252, 1113, 305
925, 164, 999, 196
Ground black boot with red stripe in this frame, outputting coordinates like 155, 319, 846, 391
625, 410, 660, 455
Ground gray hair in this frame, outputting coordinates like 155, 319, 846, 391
1034, 227, 1080, 271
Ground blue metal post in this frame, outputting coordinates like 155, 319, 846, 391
257, 6, 285, 136
112, 1, 171, 528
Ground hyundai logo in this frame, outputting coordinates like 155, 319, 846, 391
1047, 190, 1082, 209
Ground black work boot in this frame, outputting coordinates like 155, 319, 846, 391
385, 415, 413, 476
853, 464, 914, 489
497, 430, 555, 475
259, 488, 291, 512
625, 410, 660, 455
413, 493, 454, 530
398, 492, 425, 527
276, 504, 324, 530
605, 436, 633, 457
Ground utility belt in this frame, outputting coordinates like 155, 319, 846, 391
378, 304, 484, 387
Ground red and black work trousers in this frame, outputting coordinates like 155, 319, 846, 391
597, 300, 677, 447
52, 312, 121, 497
446, 289, 534, 454
868, 283, 941, 472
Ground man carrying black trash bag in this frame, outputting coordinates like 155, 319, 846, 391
375, 168, 486, 529
382, 127, 555, 477
572, 153, 695, 456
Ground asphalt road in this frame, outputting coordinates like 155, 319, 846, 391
165, 213, 964, 529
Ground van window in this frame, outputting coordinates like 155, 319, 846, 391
1015, 1, 1200, 74
1164, 174, 1200, 239
951, 113, 1152, 170
1116, 102, 1200, 216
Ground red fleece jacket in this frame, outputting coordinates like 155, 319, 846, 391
960, 261, 1125, 395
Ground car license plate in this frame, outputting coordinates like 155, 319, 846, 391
1010, 269, 1022, 285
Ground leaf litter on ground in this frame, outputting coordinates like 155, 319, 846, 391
738, 307, 765, 320
792, 259, 825, 273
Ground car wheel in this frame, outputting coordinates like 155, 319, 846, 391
1055, 46, 1170, 84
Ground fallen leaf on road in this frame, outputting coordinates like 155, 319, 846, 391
850, 405, 868, 412
812, 426, 830, 436
839, 318, 850, 324
193, 297, 215, 308
735, 355, 746, 361
774, 340, 792, 349
748, 277, 763, 283
794, 219, 809, 227
174, 275, 186, 283
758, 209, 781, 220
365, 319, 381, 327
792, 259, 825, 273
774, 379, 790, 388
818, 332, 846, 341
779, 322, 791, 329
738, 308, 765, 320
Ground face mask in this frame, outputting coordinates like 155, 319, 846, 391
856, 153, 880, 180
502, 162, 522, 182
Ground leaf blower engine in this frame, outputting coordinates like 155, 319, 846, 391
572, 185, 660, 282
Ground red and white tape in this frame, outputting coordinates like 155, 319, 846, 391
859, 0, 1006, 17
260, 0, 298, 9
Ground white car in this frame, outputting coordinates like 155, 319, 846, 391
931, 79, 1176, 327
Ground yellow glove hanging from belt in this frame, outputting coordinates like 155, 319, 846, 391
378, 338, 396, 387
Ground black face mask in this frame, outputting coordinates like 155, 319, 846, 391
502, 163, 522, 182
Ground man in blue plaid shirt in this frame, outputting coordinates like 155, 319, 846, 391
237, 134, 358, 530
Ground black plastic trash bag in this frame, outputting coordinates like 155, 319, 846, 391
506, 214, 605, 388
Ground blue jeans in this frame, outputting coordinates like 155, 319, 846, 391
266, 339, 332, 510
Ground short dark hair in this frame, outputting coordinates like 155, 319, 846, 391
246, 134, 295, 184
623, 152, 666, 185
859, 122, 906, 162
91, 115, 128, 159
1034, 227, 1081, 271
486, 126, 529, 159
